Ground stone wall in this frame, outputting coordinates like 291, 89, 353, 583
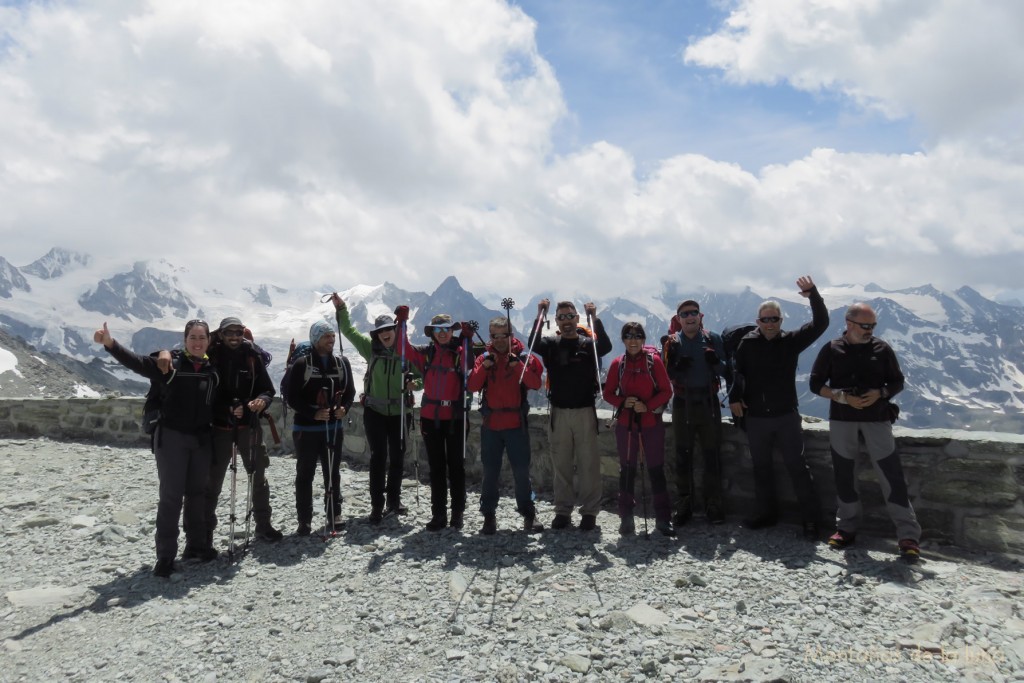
1, 397, 1022, 554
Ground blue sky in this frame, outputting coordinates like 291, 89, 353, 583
1, 0, 1023, 303
517, 0, 918, 173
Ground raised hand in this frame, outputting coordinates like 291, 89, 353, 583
797, 276, 815, 298
93, 322, 113, 348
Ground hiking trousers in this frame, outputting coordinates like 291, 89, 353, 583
293, 426, 343, 525
671, 396, 723, 509
549, 407, 601, 517
204, 426, 273, 544
745, 412, 821, 523
420, 417, 466, 520
364, 408, 405, 511
479, 426, 535, 517
153, 426, 211, 560
614, 422, 670, 522
829, 420, 921, 541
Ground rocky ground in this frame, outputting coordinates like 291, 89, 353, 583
1, 437, 1023, 683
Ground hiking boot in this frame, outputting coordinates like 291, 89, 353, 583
296, 522, 312, 537
523, 515, 544, 534
673, 500, 692, 527
898, 538, 921, 564
802, 521, 820, 542
550, 514, 572, 530
655, 519, 676, 537
618, 515, 635, 536
706, 501, 725, 525
384, 503, 408, 516
425, 515, 447, 532
182, 546, 218, 562
255, 524, 283, 542
449, 511, 464, 530
480, 514, 497, 535
368, 507, 384, 525
827, 529, 856, 549
743, 514, 778, 530
579, 514, 598, 532
153, 558, 176, 578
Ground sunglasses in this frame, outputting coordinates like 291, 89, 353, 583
677, 310, 700, 319
433, 327, 454, 334
555, 313, 578, 321
220, 329, 244, 337
846, 318, 878, 331
758, 316, 781, 324
490, 333, 510, 340
623, 333, 645, 340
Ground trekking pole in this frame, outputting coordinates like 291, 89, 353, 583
461, 331, 471, 465
227, 399, 242, 559
586, 309, 602, 392
467, 320, 487, 348
635, 410, 649, 539
408, 389, 420, 512
244, 410, 258, 551
399, 319, 407, 460
520, 308, 546, 384
318, 387, 336, 541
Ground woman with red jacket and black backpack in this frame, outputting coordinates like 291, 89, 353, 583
393, 307, 471, 532
603, 322, 674, 537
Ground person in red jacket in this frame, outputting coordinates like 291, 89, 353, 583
603, 322, 674, 536
393, 307, 471, 531
467, 317, 544, 535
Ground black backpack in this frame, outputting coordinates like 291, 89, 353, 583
720, 323, 756, 393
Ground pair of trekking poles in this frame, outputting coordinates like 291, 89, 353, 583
227, 401, 259, 560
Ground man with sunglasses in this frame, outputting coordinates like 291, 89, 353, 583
204, 317, 283, 548
663, 300, 728, 525
809, 303, 922, 563
468, 317, 544, 534
528, 299, 612, 531
728, 277, 829, 540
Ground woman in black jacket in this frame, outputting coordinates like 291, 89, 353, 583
95, 319, 219, 577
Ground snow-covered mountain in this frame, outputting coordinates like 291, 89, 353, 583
1, 248, 1021, 433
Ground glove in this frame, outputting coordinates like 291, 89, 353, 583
394, 305, 409, 323
459, 322, 473, 340
705, 348, 720, 366
507, 353, 519, 366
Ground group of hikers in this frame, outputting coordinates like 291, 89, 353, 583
92, 273, 922, 578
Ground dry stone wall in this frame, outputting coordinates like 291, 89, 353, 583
1, 397, 1021, 553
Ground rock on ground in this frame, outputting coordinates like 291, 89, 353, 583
1, 437, 1023, 682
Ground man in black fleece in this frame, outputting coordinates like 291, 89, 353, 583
729, 276, 829, 539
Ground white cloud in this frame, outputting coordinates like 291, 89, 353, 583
683, 0, 1024, 144
0, 0, 1022, 306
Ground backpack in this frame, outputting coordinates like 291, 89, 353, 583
141, 352, 185, 436
720, 323, 756, 393
280, 339, 311, 397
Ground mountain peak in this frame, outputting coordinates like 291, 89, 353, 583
0, 256, 31, 298
21, 247, 92, 280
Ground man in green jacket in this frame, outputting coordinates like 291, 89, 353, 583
332, 294, 411, 522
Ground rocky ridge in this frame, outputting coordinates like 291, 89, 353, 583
1, 437, 1023, 682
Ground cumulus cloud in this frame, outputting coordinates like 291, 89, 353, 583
0, 0, 1022, 306
683, 0, 1024, 145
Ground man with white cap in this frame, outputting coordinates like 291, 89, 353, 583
285, 319, 355, 536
